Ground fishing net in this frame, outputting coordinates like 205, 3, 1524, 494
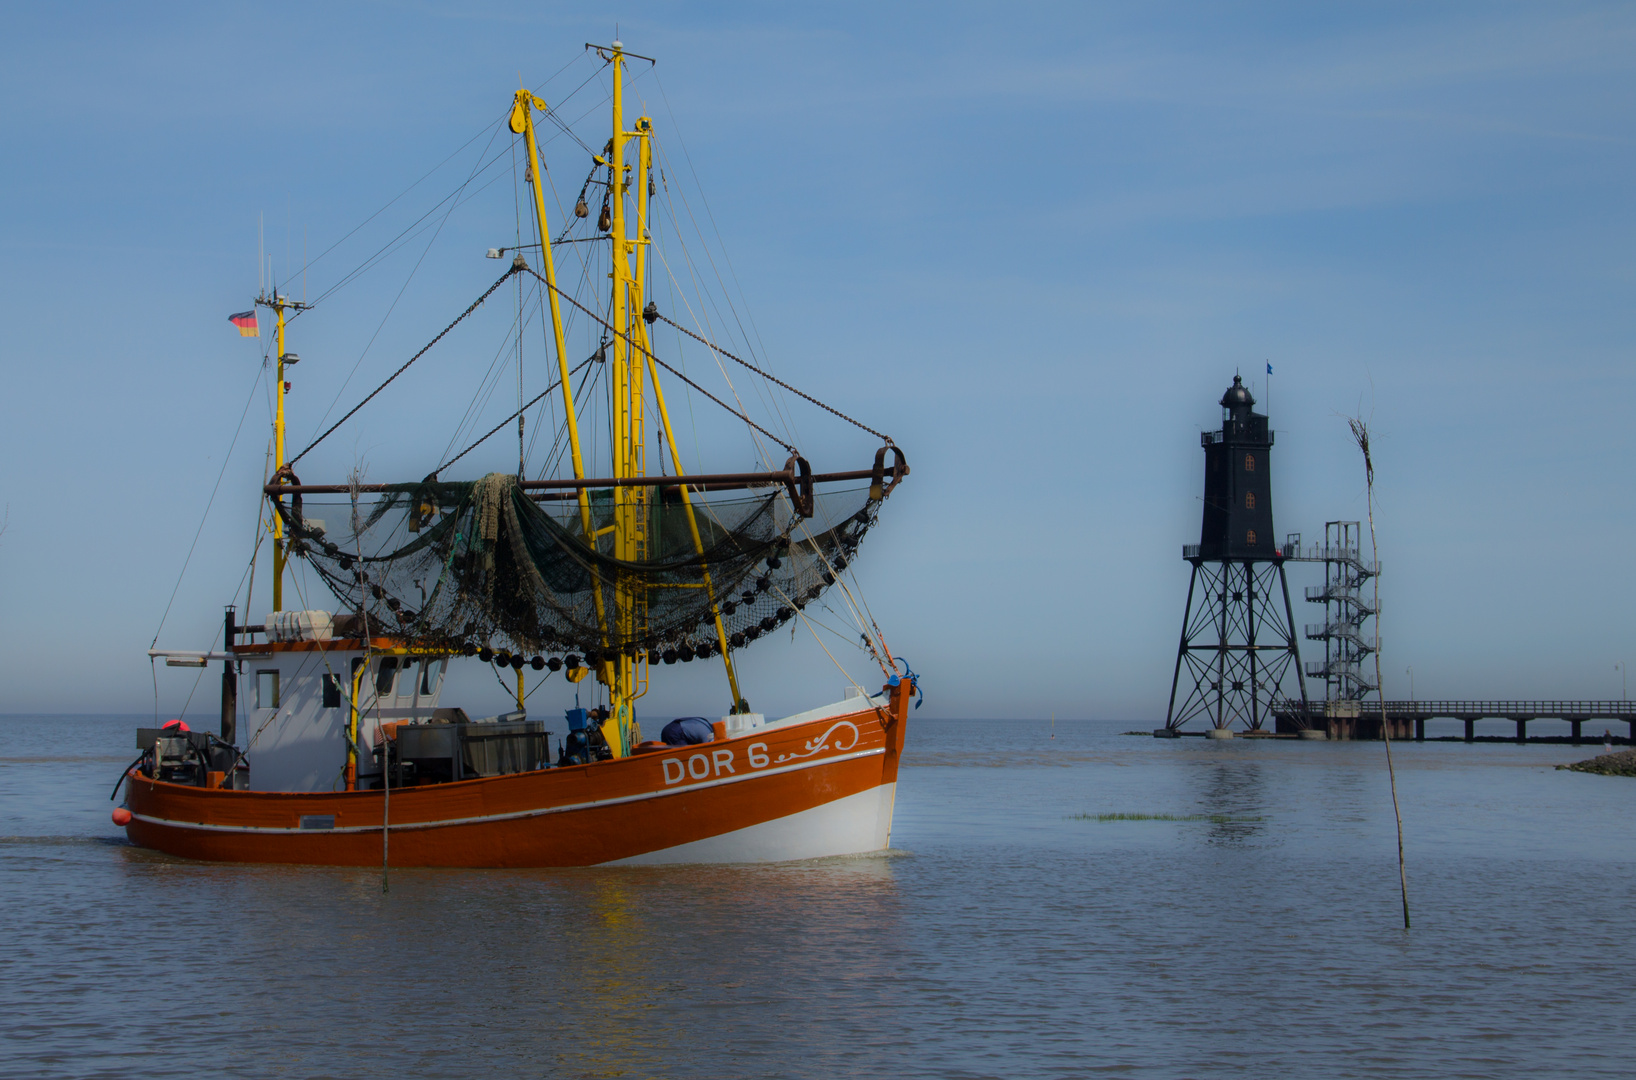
276, 474, 883, 663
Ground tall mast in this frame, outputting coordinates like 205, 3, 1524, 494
513, 43, 747, 742
603, 40, 747, 713
257, 287, 307, 613
607, 40, 644, 746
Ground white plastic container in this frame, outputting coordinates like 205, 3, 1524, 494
265, 610, 335, 643
720, 712, 766, 738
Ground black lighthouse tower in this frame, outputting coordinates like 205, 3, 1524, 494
1164, 375, 1309, 733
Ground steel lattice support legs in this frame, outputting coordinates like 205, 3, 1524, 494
1164, 559, 1309, 732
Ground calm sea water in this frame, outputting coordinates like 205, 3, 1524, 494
2, 714, 1633, 1079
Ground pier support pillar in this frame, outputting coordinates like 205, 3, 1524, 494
1628, 719, 1635, 745
1415, 718, 1424, 742
1572, 720, 1582, 745
1516, 718, 1528, 744
1464, 718, 1475, 743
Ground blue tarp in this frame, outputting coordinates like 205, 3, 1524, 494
661, 717, 715, 745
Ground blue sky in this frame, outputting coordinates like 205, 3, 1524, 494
1, 1, 1633, 720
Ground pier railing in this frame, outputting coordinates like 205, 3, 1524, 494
1380, 700, 1636, 718
1277, 699, 1636, 718
1280, 544, 1380, 572
1263, 698, 1636, 743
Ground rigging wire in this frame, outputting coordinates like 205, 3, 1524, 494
437, 355, 596, 474
150, 362, 267, 648
649, 171, 775, 466
648, 103, 803, 446
289, 266, 521, 466
517, 265, 797, 456
299, 116, 505, 287
651, 309, 892, 445
293, 57, 595, 314
305, 125, 507, 439
292, 54, 589, 290
437, 281, 538, 466
302, 127, 508, 314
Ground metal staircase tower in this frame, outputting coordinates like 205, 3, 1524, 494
1284, 521, 1380, 702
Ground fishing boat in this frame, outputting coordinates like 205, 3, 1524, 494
122, 42, 914, 867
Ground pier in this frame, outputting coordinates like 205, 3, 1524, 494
1272, 700, 1636, 744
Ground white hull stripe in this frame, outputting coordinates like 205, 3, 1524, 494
130, 747, 886, 836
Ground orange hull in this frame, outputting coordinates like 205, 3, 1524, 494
124, 683, 911, 867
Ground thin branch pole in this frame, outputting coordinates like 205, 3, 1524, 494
1350, 416, 1409, 930
350, 471, 389, 895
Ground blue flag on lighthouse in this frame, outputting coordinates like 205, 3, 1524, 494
1266, 362, 1273, 374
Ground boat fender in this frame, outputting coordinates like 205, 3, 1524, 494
111, 807, 132, 827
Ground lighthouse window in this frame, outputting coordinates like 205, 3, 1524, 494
1245, 491, 1256, 510
1244, 454, 1256, 472
256, 670, 279, 710
1246, 530, 1258, 545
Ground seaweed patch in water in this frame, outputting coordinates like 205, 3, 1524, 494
1069, 812, 1266, 823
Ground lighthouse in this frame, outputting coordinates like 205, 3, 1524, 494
1163, 375, 1309, 734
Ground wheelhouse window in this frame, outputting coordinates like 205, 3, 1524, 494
256, 670, 279, 710
322, 673, 341, 709
419, 659, 442, 697
375, 657, 399, 696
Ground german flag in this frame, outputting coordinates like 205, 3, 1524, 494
228, 310, 258, 337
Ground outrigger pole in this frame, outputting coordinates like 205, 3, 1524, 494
512, 83, 610, 703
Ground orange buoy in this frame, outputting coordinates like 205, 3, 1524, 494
111, 807, 132, 826
160, 719, 190, 732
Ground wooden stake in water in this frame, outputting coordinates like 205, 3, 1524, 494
1349, 416, 1409, 930
351, 474, 389, 895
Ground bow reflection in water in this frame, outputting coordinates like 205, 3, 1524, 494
536, 855, 904, 1074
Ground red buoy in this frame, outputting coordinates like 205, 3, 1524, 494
111, 807, 133, 827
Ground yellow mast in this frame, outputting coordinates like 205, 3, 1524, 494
509, 43, 748, 750
257, 289, 306, 613
272, 304, 285, 612
607, 41, 643, 755
605, 41, 745, 715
